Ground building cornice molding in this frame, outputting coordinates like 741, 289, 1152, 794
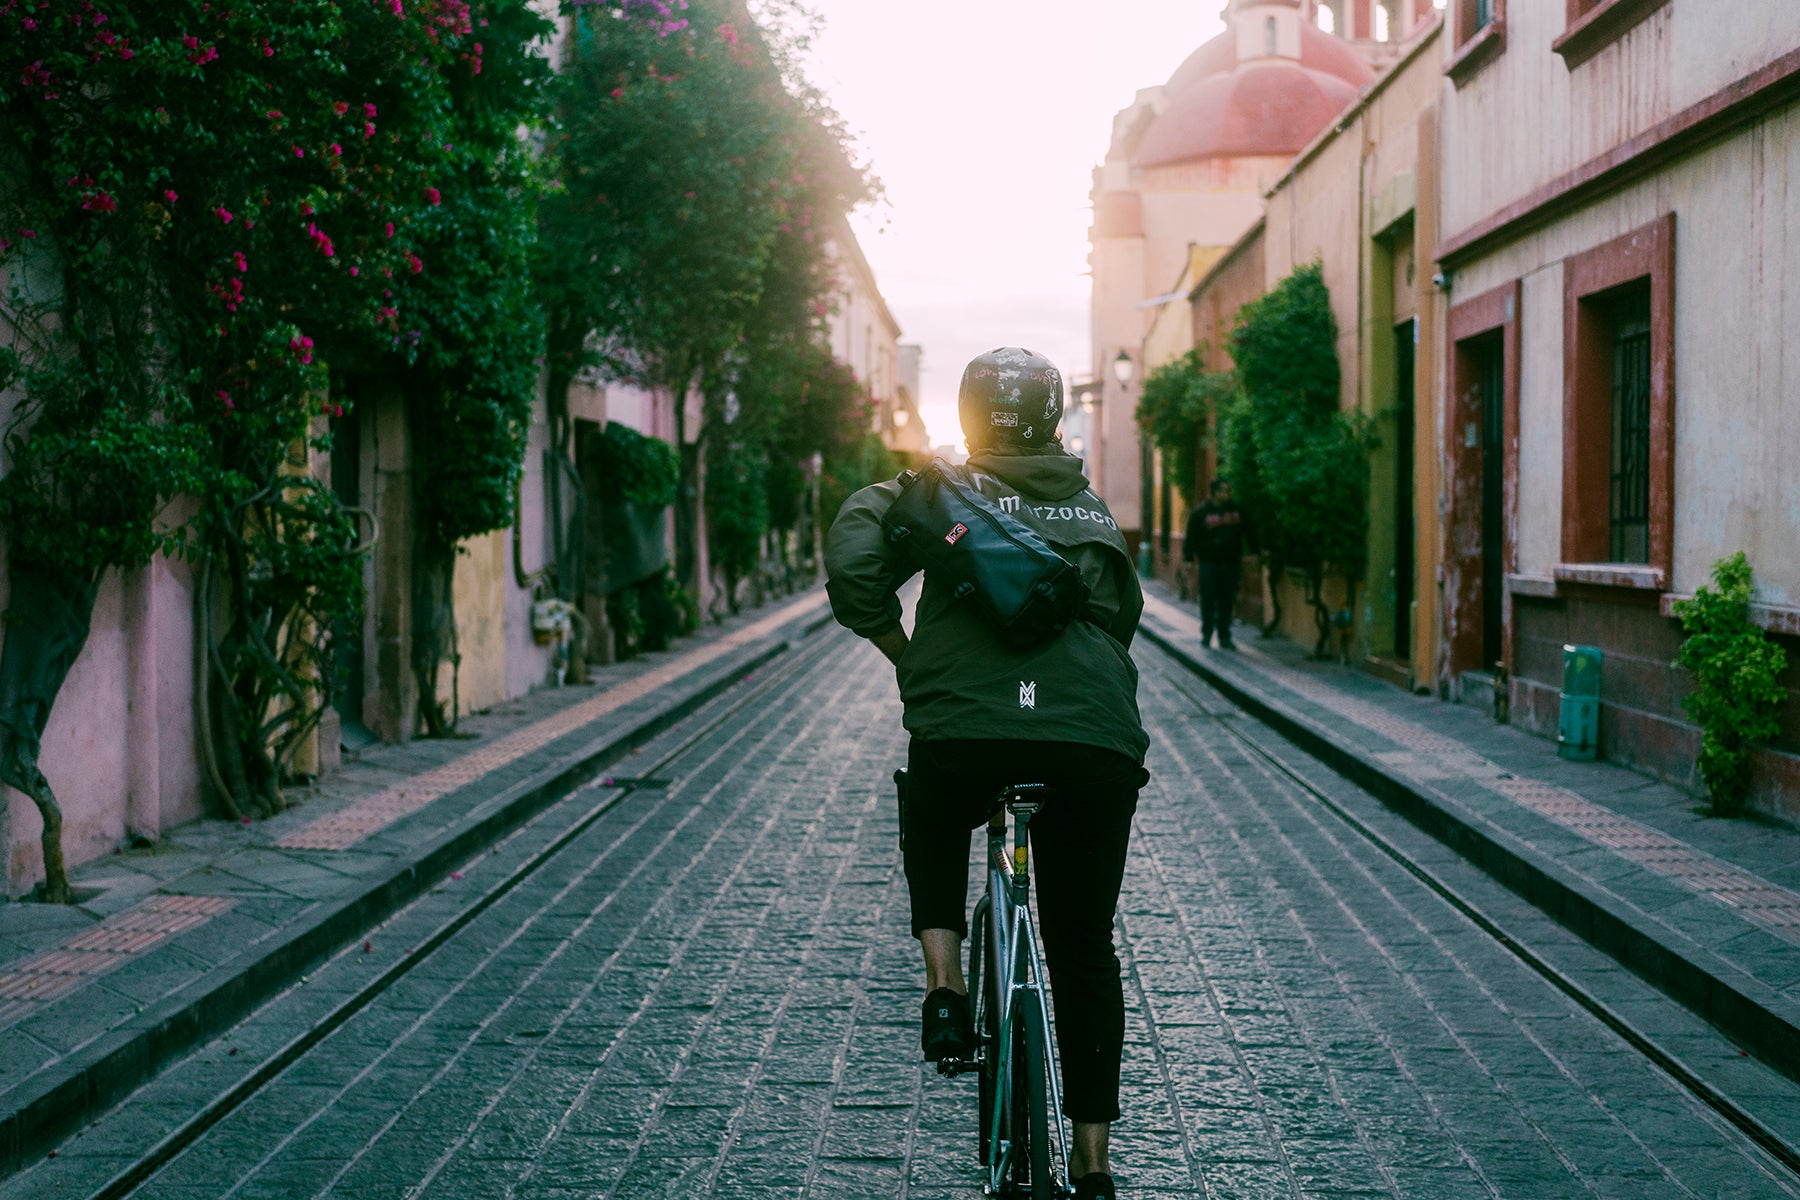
1437, 46, 1800, 269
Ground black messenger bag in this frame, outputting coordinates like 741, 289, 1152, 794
880, 458, 1090, 646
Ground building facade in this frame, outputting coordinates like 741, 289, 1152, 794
1434, 0, 1800, 814
1088, 0, 1382, 549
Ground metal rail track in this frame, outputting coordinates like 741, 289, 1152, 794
84, 625, 843, 1200
1145, 648, 1800, 1183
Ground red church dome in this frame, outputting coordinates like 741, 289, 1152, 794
1132, 22, 1375, 169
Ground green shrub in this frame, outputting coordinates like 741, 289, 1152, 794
1673, 552, 1789, 816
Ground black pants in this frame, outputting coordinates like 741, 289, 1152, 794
1198, 561, 1239, 643
902, 738, 1145, 1123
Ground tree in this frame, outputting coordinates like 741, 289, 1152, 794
538, 0, 874, 604
1135, 346, 1235, 510
1225, 263, 1376, 657
0, 0, 550, 896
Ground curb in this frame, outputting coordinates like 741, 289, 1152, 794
1139, 621, 1800, 1087
0, 604, 835, 1177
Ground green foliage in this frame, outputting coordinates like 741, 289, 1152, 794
705, 430, 771, 601
1230, 263, 1341, 419
1136, 347, 1235, 506
821, 433, 899, 536
1225, 263, 1375, 654
1673, 553, 1790, 816
596, 422, 681, 508
0, 0, 551, 817
539, 0, 876, 598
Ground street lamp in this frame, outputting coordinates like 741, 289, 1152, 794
1112, 350, 1135, 389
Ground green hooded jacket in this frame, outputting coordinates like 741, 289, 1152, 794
825, 446, 1148, 764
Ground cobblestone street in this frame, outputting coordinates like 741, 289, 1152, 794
14, 625, 1800, 1199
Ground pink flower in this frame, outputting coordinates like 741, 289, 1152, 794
215, 206, 233, 223
301, 202, 314, 216
80, 192, 117, 213
293, 145, 304, 158
289, 334, 314, 364
406, 252, 422, 274
233, 251, 247, 272
19, 230, 37, 240
364, 103, 378, 119
610, 87, 624, 99
163, 189, 179, 203
216, 390, 234, 411
349, 266, 359, 276
422, 186, 440, 206
387, 0, 403, 15
684, 191, 696, 200
812, 303, 827, 316
332, 101, 349, 115
718, 22, 738, 45
384, 221, 394, 238
364, 122, 376, 139
329, 143, 342, 157
261, 37, 273, 57
21, 61, 50, 89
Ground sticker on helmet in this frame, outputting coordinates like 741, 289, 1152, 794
944, 522, 968, 545
990, 412, 1019, 427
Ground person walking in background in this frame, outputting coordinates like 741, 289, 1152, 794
1183, 479, 1245, 649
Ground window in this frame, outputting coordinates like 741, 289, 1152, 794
1559, 215, 1675, 585
1265, 16, 1278, 55
1446, 0, 1505, 88
1607, 291, 1652, 563
1317, 4, 1336, 33
1554, 0, 1669, 69
1374, 3, 1391, 41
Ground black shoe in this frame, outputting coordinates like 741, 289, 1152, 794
1219, 637, 1236, 650
1073, 1173, 1116, 1200
1200, 629, 1214, 647
921, 987, 973, 1062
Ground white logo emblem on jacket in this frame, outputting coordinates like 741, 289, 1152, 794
1019, 681, 1037, 709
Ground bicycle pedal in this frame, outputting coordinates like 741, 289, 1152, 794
934, 1055, 976, 1078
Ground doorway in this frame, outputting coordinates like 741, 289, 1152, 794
1476, 334, 1505, 670
1393, 320, 1415, 659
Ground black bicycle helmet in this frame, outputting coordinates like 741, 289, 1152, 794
958, 346, 1064, 449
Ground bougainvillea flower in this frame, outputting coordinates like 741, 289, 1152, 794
215, 206, 234, 223
164, 190, 179, 202
233, 251, 247, 272
422, 186, 441, 205
333, 101, 349, 115
329, 143, 342, 157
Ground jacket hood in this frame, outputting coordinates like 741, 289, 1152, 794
965, 447, 1092, 503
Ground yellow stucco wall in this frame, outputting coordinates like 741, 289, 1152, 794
443, 528, 510, 717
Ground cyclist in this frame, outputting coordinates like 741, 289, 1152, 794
825, 346, 1149, 1200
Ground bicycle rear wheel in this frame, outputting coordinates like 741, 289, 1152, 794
1020, 1000, 1054, 1199
970, 895, 996, 1166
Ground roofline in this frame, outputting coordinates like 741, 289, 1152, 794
1187, 216, 1267, 303
829, 214, 903, 338
1262, 14, 1444, 201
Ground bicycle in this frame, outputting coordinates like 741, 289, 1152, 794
897, 770, 1073, 1199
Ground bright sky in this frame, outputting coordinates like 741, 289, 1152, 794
802, 1, 1228, 450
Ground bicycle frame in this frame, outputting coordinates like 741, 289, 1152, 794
979, 797, 1072, 1196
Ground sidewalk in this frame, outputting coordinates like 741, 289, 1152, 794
0, 587, 831, 1176
1137, 581, 1800, 1082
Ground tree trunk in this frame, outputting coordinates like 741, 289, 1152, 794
412, 538, 460, 738
0, 556, 101, 902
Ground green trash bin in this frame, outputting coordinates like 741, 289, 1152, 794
1558, 644, 1602, 761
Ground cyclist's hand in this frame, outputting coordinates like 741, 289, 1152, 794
870, 625, 909, 667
